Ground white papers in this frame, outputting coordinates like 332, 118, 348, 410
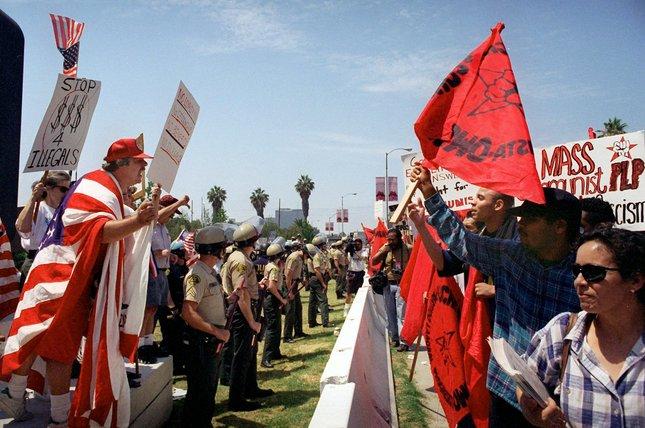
488, 337, 551, 407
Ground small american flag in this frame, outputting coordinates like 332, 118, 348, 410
174, 229, 197, 266
49, 13, 85, 77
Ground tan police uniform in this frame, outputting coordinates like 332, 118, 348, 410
227, 250, 258, 299
184, 260, 227, 327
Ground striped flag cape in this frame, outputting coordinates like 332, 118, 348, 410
49, 13, 85, 77
1, 170, 151, 427
0, 218, 20, 320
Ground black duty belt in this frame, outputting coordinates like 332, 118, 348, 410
158, 268, 170, 275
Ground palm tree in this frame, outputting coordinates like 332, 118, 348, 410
295, 175, 315, 221
600, 117, 628, 137
250, 188, 269, 218
206, 186, 226, 220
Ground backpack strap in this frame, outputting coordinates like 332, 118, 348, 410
559, 312, 578, 384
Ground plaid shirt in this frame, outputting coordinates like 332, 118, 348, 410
525, 311, 645, 427
425, 194, 580, 408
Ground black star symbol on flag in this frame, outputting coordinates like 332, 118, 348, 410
435, 330, 456, 368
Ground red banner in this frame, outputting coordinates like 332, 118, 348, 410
414, 22, 544, 204
368, 219, 387, 275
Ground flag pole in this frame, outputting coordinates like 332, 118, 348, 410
390, 181, 419, 224
32, 170, 50, 224
409, 291, 428, 381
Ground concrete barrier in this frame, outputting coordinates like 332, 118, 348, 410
310, 279, 398, 428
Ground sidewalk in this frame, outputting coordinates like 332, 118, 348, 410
405, 338, 448, 427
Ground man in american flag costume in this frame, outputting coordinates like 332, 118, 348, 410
0, 137, 156, 427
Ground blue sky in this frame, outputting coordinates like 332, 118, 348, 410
4, 0, 644, 233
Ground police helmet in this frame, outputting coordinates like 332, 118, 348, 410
194, 226, 226, 255
266, 243, 284, 257
311, 235, 326, 247
233, 222, 258, 246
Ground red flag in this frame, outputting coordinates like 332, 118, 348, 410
414, 23, 545, 204
361, 223, 375, 243
425, 267, 469, 427
460, 267, 492, 427
368, 219, 388, 275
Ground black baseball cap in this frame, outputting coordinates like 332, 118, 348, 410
507, 187, 581, 231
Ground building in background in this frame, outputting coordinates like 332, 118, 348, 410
275, 208, 304, 229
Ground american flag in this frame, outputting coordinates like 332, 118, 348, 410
174, 229, 197, 265
49, 13, 85, 77
0, 218, 19, 320
2, 170, 152, 426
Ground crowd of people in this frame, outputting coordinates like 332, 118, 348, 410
0, 138, 642, 428
0, 138, 375, 427
405, 163, 643, 427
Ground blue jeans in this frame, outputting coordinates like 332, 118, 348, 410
384, 283, 405, 343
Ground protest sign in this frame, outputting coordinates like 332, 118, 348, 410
401, 151, 477, 210
24, 74, 101, 173
404, 131, 645, 231
148, 81, 200, 191
538, 130, 644, 231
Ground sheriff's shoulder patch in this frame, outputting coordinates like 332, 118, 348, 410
235, 264, 247, 273
186, 274, 200, 287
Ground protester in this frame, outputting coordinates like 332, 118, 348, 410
520, 228, 644, 427
372, 228, 413, 351
181, 226, 230, 427
283, 242, 310, 342
159, 240, 189, 375
345, 237, 367, 317
411, 187, 518, 321
1, 137, 156, 426
14, 171, 70, 289
580, 197, 616, 233
139, 194, 189, 364
308, 236, 333, 328
410, 163, 582, 426
226, 222, 273, 411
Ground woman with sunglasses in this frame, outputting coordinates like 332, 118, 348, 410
518, 228, 644, 427
15, 170, 70, 290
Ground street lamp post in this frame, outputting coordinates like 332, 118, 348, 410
340, 192, 357, 234
385, 147, 413, 227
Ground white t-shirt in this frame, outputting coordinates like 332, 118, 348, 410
347, 249, 367, 272
19, 203, 56, 251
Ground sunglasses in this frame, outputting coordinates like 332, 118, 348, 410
53, 185, 69, 193
572, 263, 620, 283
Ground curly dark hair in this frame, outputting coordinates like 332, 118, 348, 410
577, 228, 644, 304
581, 197, 616, 229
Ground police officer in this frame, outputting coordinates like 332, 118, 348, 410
307, 237, 333, 328
283, 242, 310, 342
218, 244, 236, 386
261, 243, 288, 368
181, 226, 230, 427
227, 223, 274, 411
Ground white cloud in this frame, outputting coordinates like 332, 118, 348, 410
191, 1, 305, 54
326, 50, 460, 94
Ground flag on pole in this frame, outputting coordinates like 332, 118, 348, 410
0, 218, 20, 319
49, 13, 85, 77
414, 22, 545, 204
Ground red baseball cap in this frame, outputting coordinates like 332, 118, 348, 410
104, 134, 153, 162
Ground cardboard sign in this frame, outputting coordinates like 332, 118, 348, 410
538, 131, 644, 231
24, 74, 101, 172
148, 81, 200, 191
401, 151, 477, 210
